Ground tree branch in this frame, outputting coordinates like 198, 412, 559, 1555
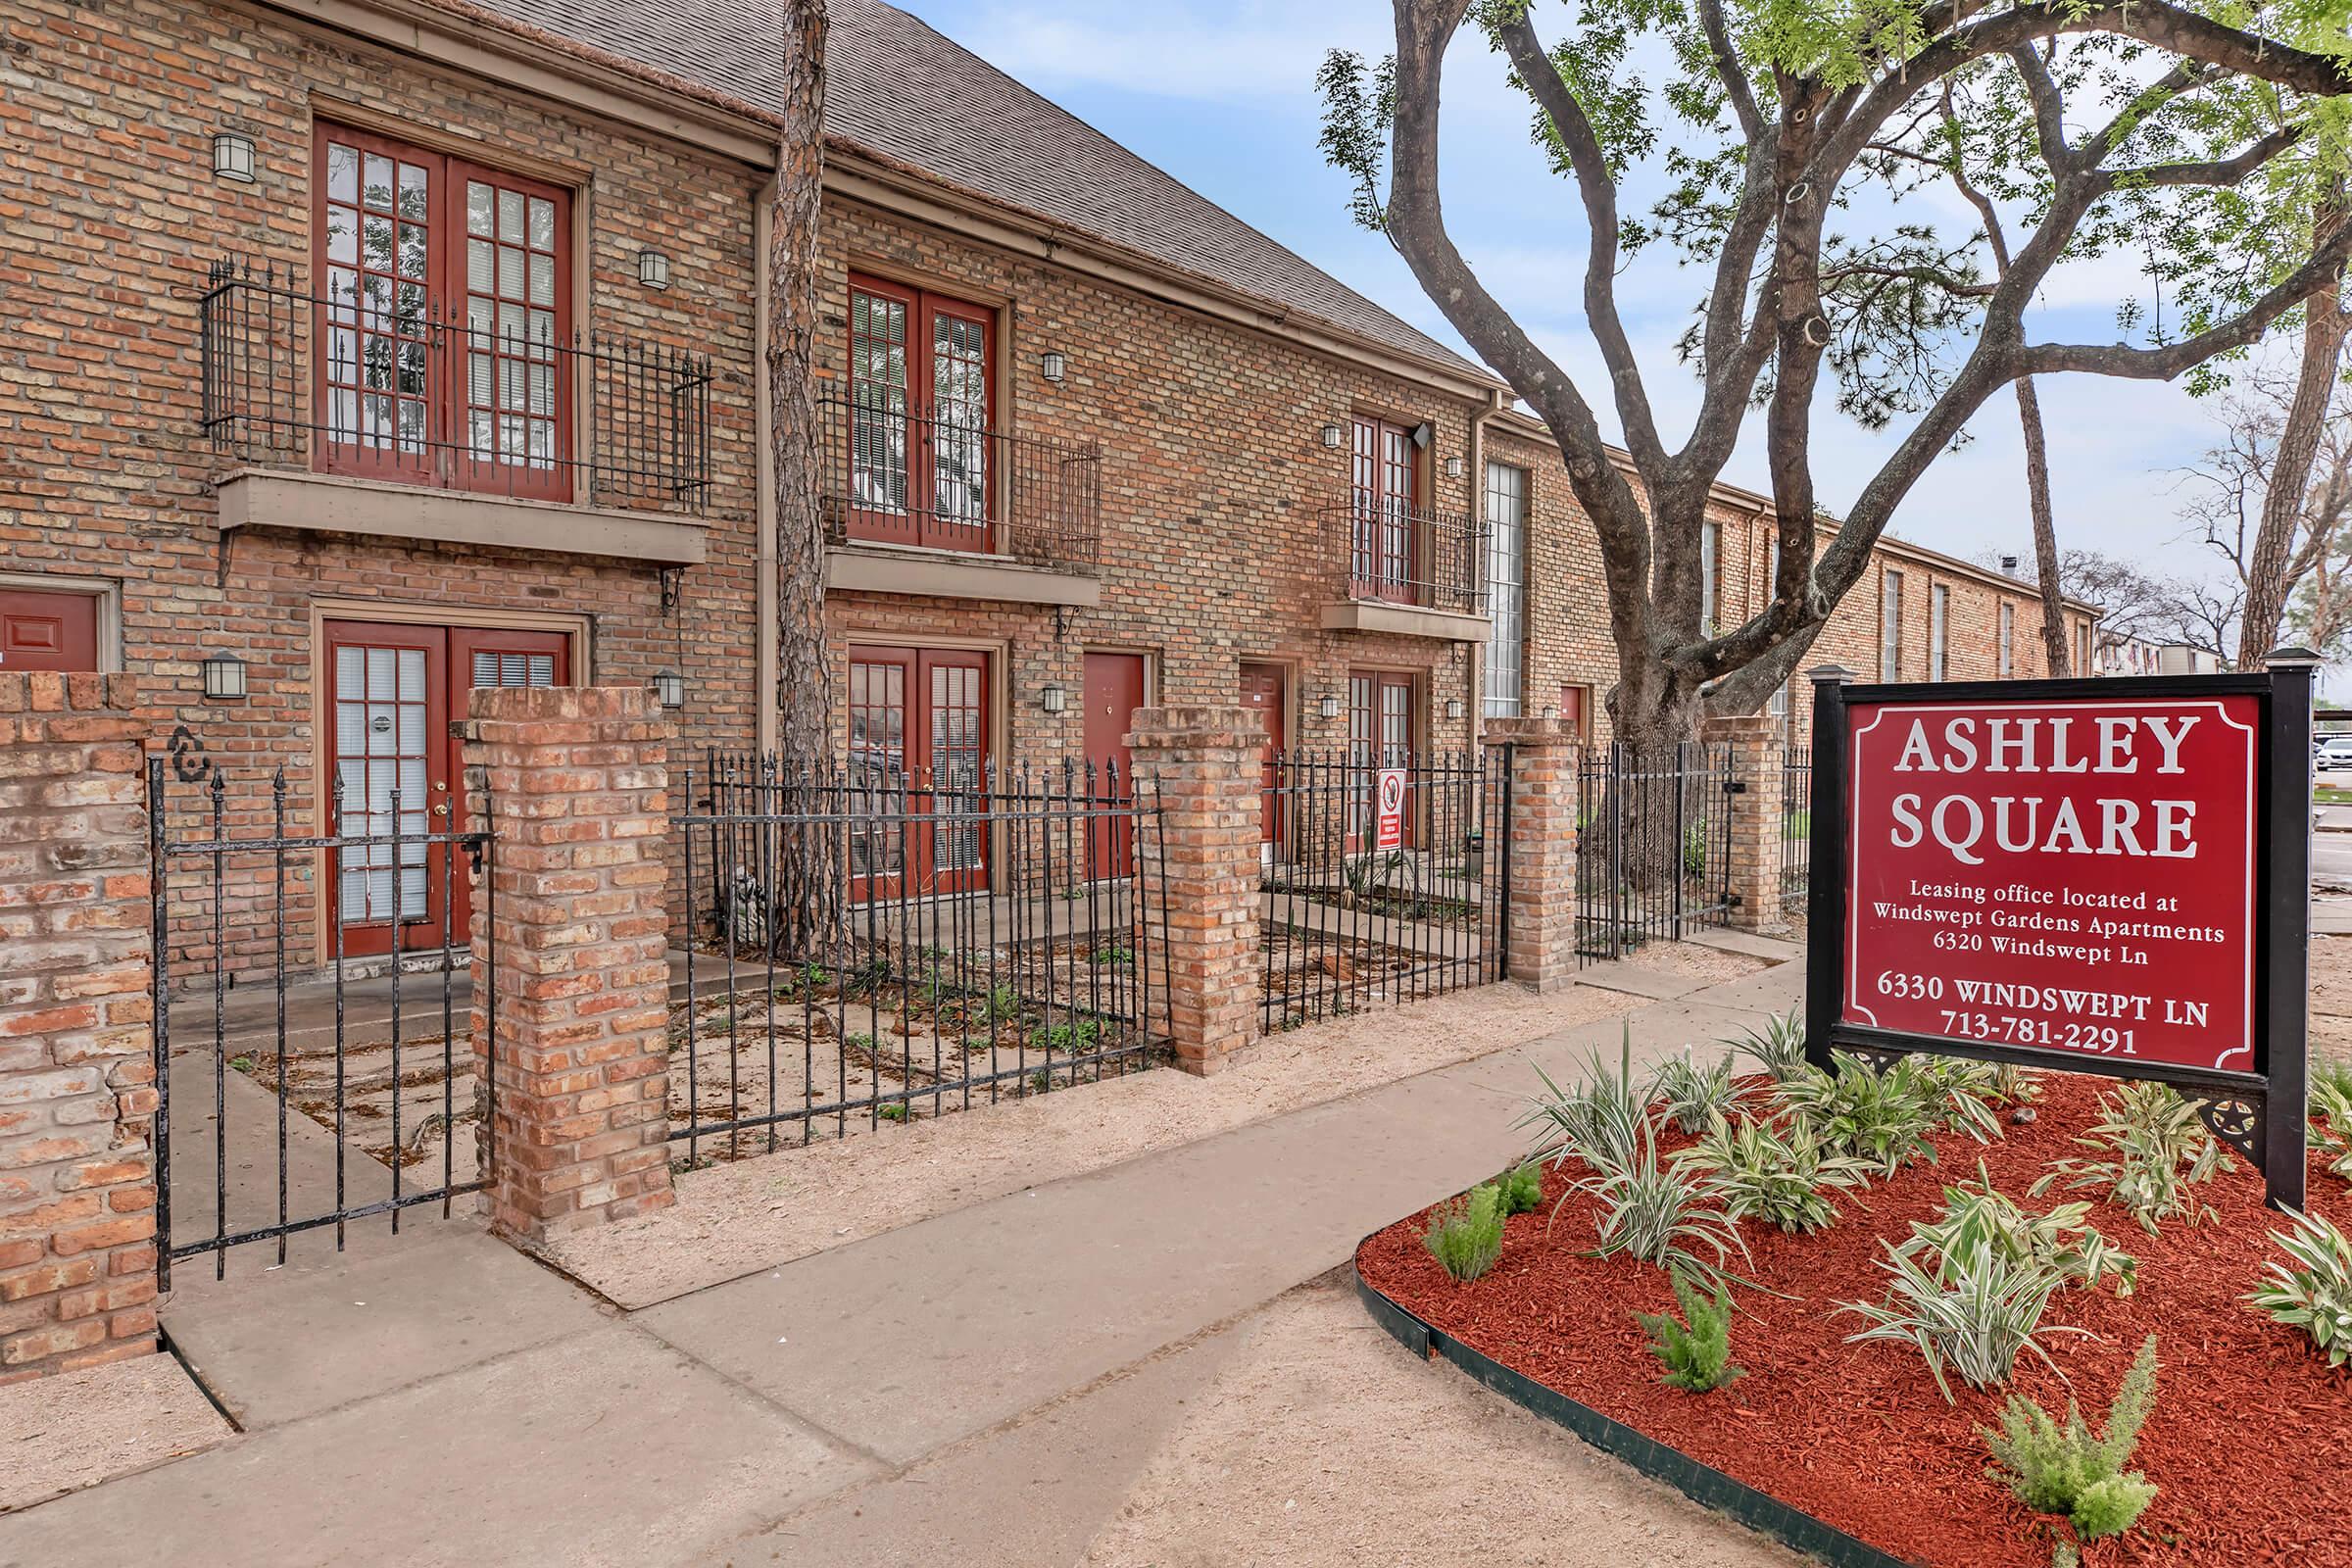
1696, 0, 1762, 144
2100, 124, 2304, 191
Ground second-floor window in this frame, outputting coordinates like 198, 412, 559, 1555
1349, 416, 1420, 603
1930, 584, 1949, 681
1999, 602, 2015, 677
1484, 462, 1528, 717
846, 275, 996, 552
1700, 520, 1720, 634
1881, 570, 1903, 681
314, 124, 571, 500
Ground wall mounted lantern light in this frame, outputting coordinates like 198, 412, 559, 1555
1041, 350, 1067, 382
212, 131, 258, 184
1445, 456, 1466, 479
1319, 423, 1345, 450
1317, 689, 1343, 720
1446, 697, 1465, 720
201, 652, 249, 701
638, 248, 672, 290
1041, 681, 1068, 714
651, 670, 685, 709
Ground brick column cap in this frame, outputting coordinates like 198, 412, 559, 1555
1125, 705, 1265, 752
1482, 716, 1572, 747
1699, 712, 1777, 741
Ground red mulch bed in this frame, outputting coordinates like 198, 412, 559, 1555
1355, 1073, 2352, 1568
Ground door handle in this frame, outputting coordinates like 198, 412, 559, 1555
432, 801, 450, 816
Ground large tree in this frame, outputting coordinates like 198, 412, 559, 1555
1320, 0, 2352, 755
769, 0, 835, 952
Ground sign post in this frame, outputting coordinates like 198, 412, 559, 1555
1803, 651, 2317, 1210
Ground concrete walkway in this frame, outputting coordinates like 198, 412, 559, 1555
0, 951, 1801, 1568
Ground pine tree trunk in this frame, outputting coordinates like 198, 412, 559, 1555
767, 0, 835, 956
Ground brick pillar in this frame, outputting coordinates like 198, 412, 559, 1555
1483, 717, 1579, 991
1702, 711, 1784, 933
1125, 707, 1263, 1076
462, 687, 675, 1242
0, 674, 157, 1382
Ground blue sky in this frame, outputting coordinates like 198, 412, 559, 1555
901, 0, 2246, 586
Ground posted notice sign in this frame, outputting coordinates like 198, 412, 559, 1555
1374, 767, 1407, 850
1844, 696, 2259, 1072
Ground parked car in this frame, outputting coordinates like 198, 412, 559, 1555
2319, 736, 2352, 770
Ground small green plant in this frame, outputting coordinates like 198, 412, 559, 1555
983, 985, 1023, 1024
2308, 1077, 2352, 1183
2245, 1206, 2352, 1366
2032, 1082, 2227, 1234
1519, 1028, 1648, 1174
843, 956, 894, 995
1563, 1108, 1750, 1293
1730, 1011, 1808, 1083
877, 1102, 909, 1123
1651, 1049, 1747, 1135
1680, 820, 1709, 879
1898, 1166, 2136, 1297
1838, 1239, 2077, 1401
1776, 1052, 1956, 1178
228, 1054, 255, 1074
1984, 1336, 2161, 1546
1027, 1068, 1054, 1097
1423, 1183, 1506, 1284
1674, 1110, 1873, 1234
1913, 1056, 2009, 1142
1091, 945, 1135, 967
1636, 1272, 1743, 1393
799, 960, 830, 989
844, 1031, 876, 1054
1496, 1162, 1545, 1215
1030, 1018, 1102, 1054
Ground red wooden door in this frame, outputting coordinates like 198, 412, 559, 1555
0, 589, 98, 672
1082, 652, 1145, 877
1349, 416, 1418, 603
846, 645, 991, 901
1238, 662, 1285, 854
326, 619, 567, 955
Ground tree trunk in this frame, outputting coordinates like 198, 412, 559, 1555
2016, 376, 2071, 675
768, 0, 835, 956
2238, 194, 2348, 671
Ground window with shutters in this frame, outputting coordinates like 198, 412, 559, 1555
313, 123, 572, 501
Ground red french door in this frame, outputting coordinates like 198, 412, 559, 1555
1239, 661, 1287, 855
1349, 416, 1418, 603
313, 123, 572, 502
325, 619, 569, 955
846, 645, 991, 901
1348, 669, 1417, 851
845, 274, 996, 554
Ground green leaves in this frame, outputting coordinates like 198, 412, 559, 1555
1838, 1236, 2077, 1401
1673, 1106, 1875, 1233
2245, 1205, 2352, 1364
2030, 1081, 2230, 1235
1315, 49, 1396, 233
1982, 1335, 2162, 1543
1424, 1182, 1509, 1284
1637, 1271, 1746, 1391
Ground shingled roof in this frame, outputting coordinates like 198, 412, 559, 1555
462, 0, 1494, 381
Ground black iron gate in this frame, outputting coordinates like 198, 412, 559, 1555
1574, 743, 1738, 964
150, 763, 492, 1284
1258, 749, 1509, 1030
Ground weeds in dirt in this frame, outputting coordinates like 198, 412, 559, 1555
2032, 1082, 2228, 1234
1423, 1183, 1506, 1284
2245, 1207, 2352, 1367
1637, 1272, 1743, 1394
1984, 1335, 2160, 1546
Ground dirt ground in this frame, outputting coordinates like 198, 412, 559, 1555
1078, 1280, 1798, 1568
0, 1355, 229, 1514
2309, 934, 2352, 1071
541, 955, 1743, 1306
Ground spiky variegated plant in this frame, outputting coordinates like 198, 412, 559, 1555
2246, 1206, 2352, 1365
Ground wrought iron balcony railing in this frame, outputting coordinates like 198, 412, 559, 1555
817, 392, 1102, 572
199, 256, 713, 514
1319, 500, 1488, 616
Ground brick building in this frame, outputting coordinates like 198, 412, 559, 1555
0, 0, 2093, 972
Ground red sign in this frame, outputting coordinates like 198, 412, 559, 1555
1843, 696, 2260, 1072
1374, 767, 1406, 850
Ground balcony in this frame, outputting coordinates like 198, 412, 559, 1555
817, 392, 1104, 607
1316, 501, 1490, 642
199, 257, 714, 565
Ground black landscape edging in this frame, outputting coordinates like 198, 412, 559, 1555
1353, 1253, 1917, 1568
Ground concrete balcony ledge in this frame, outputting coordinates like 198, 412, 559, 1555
215, 468, 710, 565
825, 539, 1102, 608
1319, 599, 1491, 643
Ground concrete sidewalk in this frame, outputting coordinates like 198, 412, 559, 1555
0, 952, 1801, 1568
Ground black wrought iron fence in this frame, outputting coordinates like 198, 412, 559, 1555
1782, 744, 1813, 919
149, 762, 491, 1285
1574, 743, 1738, 963
670, 754, 1169, 1162
1258, 750, 1508, 1031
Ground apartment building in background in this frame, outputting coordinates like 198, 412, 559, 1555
0, 0, 2093, 968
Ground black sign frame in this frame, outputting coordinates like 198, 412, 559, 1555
1802, 655, 2316, 1210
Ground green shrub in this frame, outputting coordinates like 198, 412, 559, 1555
1565, 1107, 1749, 1293
1637, 1272, 1743, 1393
1913, 1056, 2008, 1142
1652, 1049, 1747, 1135
1775, 1052, 1956, 1178
1496, 1162, 1545, 1215
1730, 1011, 1808, 1083
1983, 1335, 2160, 1544
2032, 1082, 2227, 1235
2309, 1077, 2352, 1183
1424, 1183, 1506, 1284
1839, 1238, 2075, 1402
1672, 1110, 1872, 1234
1900, 1166, 2136, 1297
2245, 1206, 2352, 1366
1519, 1028, 1648, 1174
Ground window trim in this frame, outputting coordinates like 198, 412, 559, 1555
1483, 460, 1528, 718
1880, 569, 1903, 682
1998, 601, 2014, 678
1929, 582, 1949, 682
